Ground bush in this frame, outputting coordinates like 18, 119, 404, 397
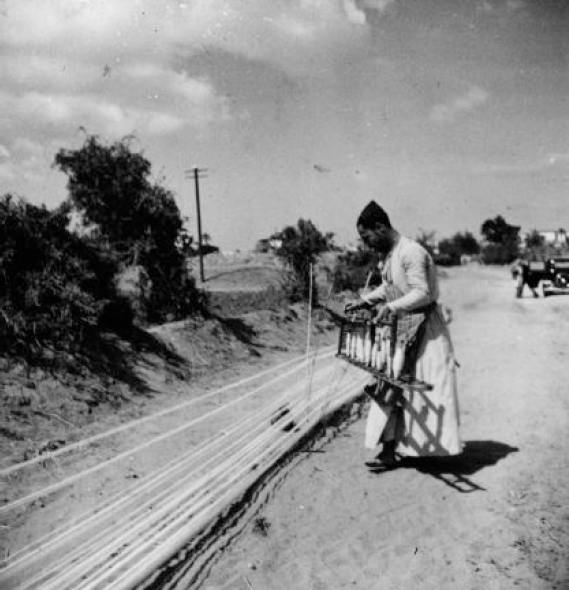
275, 219, 329, 305
0, 194, 121, 362
436, 232, 480, 266
481, 243, 519, 265
332, 247, 381, 293
480, 215, 520, 264
433, 253, 457, 267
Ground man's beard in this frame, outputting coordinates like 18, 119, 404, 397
374, 237, 391, 254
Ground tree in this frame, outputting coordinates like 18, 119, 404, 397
416, 229, 436, 257
324, 231, 339, 251
453, 231, 480, 256
54, 135, 203, 322
525, 230, 544, 249
480, 215, 520, 264
196, 231, 220, 255
332, 242, 380, 293
437, 237, 461, 266
434, 232, 480, 266
481, 215, 520, 245
275, 219, 329, 305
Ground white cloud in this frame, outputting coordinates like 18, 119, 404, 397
343, 0, 367, 25
0, 0, 389, 149
472, 151, 569, 176
359, 0, 396, 12
478, 1, 494, 12
430, 86, 489, 124
12, 138, 46, 156
0, 0, 395, 197
0, 144, 10, 159
0, 89, 219, 137
506, 0, 525, 10
476, 0, 524, 14
0, 55, 100, 94
126, 64, 219, 105
0, 1, 234, 142
0, 1, 387, 77
547, 153, 569, 166
0, 162, 15, 181
342, 0, 396, 26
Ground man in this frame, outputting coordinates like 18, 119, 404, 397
346, 201, 461, 469
512, 258, 539, 298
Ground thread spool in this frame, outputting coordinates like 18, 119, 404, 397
371, 328, 379, 368
379, 328, 388, 371
385, 332, 392, 376
344, 330, 351, 356
364, 323, 373, 365
392, 344, 405, 379
350, 325, 357, 359
356, 325, 365, 362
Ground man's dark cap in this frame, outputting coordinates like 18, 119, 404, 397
357, 200, 391, 229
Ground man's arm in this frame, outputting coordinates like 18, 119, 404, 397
388, 247, 433, 312
344, 282, 386, 313
361, 283, 386, 305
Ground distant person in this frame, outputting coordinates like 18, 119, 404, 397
513, 259, 539, 298
345, 201, 462, 469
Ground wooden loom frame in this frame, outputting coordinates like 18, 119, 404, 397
336, 315, 433, 392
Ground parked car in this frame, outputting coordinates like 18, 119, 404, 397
515, 257, 569, 298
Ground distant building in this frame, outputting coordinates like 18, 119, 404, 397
255, 234, 283, 253
269, 236, 283, 250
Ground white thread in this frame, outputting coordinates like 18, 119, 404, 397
0, 351, 335, 516
19, 371, 363, 590
0, 348, 333, 478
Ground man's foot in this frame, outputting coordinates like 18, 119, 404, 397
364, 452, 398, 470
364, 382, 380, 397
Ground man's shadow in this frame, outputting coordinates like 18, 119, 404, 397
371, 440, 519, 493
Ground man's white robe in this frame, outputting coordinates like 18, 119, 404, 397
362, 236, 461, 456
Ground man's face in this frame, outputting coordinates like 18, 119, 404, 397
358, 223, 391, 253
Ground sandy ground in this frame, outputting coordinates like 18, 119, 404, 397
200, 266, 569, 590
1, 265, 568, 589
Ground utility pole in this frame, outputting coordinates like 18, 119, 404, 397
185, 167, 207, 283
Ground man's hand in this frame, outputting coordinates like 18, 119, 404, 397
344, 298, 369, 314
373, 304, 392, 324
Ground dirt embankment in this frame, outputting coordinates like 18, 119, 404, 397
0, 251, 331, 471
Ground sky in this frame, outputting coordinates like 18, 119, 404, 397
0, 0, 567, 250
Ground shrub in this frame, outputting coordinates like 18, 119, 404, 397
481, 243, 519, 265
331, 247, 381, 293
480, 215, 520, 264
0, 194, 120, 363
436, 232, 480, 266
275, 219, 329, 305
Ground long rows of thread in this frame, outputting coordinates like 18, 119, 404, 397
0, 350, 368, 590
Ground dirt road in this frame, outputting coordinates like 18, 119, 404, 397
201, 266, 569, 590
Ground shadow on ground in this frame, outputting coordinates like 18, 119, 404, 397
371, 440, 519, 493
80, 324, 191, 396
